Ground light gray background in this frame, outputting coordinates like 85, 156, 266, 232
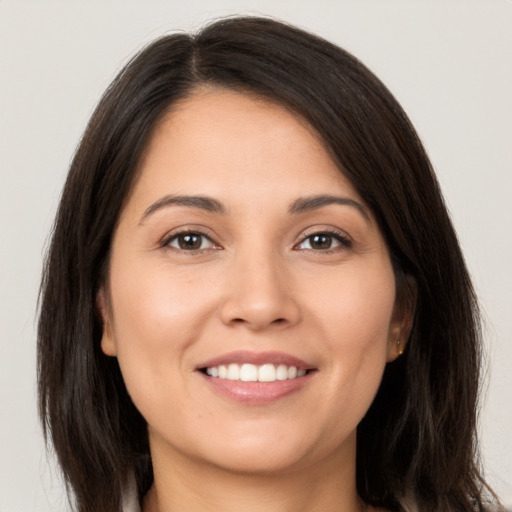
1, 1, 511, 510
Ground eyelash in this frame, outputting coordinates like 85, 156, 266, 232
161, 228, 352, 253
162, 230, 219, 253
294, 229, 352, 253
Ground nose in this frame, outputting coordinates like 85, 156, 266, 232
219, 249, 301, 331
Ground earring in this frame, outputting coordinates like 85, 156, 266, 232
397, 339, 404, 355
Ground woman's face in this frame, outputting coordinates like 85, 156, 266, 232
100, 89, 406, 475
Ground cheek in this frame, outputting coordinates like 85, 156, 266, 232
111, 259, 212, 344
310, 260, 396, 346
306, 260, 396, 408
107, 259, 216, 406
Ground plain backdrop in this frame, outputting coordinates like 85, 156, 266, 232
0, 1, 511, 510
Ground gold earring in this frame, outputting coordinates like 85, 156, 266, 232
397, 339, 404, 355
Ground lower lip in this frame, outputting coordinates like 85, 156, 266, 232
198, 372, 314, 404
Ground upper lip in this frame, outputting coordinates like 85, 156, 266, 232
197, 350, 314, 370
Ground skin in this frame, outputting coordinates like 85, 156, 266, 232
99, 88, 412, 512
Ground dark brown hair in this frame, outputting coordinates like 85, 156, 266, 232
38, 16, 498, 512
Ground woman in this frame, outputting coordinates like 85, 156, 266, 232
37, 16, 501, 512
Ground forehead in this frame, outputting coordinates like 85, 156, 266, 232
129, 88, 364, 212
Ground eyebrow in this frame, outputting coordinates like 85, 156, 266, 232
139, 193, 370, 224
288, 194, 370, 221
139, 194, 226, 224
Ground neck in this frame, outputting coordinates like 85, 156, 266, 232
142, 432, 365, 512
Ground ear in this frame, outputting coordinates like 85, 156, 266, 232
386, 274, 417, 362
96, 287, 117, 357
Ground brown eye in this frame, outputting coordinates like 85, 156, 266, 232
309, 234, 333, 249
167, 232, 215, 251
297, 231, 351, 251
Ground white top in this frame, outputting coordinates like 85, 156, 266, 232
123, 499, 140, 512
122, 475, 141, 512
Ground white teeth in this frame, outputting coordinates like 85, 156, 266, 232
227, 363, 240, 380
287, 366, 297, 379
204, 363, 308, 382
258, 363, 276, 382
240, 363, 258, 382
276, 364, 288, 380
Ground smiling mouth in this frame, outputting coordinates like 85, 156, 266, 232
196, 351, 316, 403
202, 363, 308, 382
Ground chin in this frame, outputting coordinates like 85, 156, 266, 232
204, 444, 311, 476
191, 424, 352, 477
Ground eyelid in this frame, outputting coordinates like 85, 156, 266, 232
294, 226, 353, 251
158, 224, 352, 253
159, 225, 222, 251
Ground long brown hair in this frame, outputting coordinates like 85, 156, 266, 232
38, 16, 498, 512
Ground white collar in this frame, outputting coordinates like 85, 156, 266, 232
122, 472, 141, 512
